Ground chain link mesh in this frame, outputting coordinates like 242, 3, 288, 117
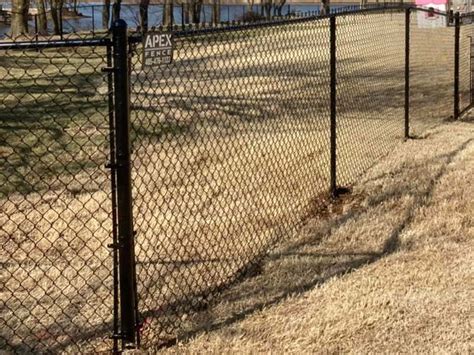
0, 34, 115, 353
1, 6, 471, 353
410, 10, 454, 134
129, 18, 332, 346
336, 11, 405, 187
460, 17, 474, 113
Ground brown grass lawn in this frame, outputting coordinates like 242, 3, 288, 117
0, 10, 472, 352
164, 118, 474, 353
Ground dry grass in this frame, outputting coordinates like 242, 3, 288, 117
0, 11, 471, 352
163, 119, 474, 353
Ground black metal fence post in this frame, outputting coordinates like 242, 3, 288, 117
60, 9, 63, 40
104, 42, 120, 354
405, 7, 410, 139
111, 19, 137, 348
454, 12, 460, 120
471, 36, 473, 106
330, 15, 337, 197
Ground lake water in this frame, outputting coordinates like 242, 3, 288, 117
0, 2, 361, 38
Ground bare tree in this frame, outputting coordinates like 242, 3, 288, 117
139, 0, 150, 32
247, 0, 255, 12
68, 0, 78, 15
273, 0, 286, 16
263, 0, 272, 19
11, 0, 29, 36
211, 0, 220, 25
183, 1, 190, 23
187, 0, 202, 24
36, 0, 48, 34
162, 0, 173, 27
320, 0, 330, 15
50, 0, 64, 35
102, 0, 111, 28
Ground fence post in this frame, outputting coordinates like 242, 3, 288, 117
111, 19, 137, 348
471, 36, 473, 106
405, 7, 410, 138
330, 15, 337, 197
60, 9, 63, 40
454, 12, 460, 120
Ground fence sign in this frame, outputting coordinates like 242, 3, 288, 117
143, 32, 173, 67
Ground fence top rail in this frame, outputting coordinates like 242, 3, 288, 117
0, 36, 111, 50
2, 5, 466, 49
129, 4, 414, 43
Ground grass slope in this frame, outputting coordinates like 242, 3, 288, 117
166, 118, 474, 353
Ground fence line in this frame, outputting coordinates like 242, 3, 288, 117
1, 6, 473, 353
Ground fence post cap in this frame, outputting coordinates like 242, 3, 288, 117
113, 19, 128, 29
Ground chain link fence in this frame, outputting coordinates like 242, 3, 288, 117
409, 9, 455, 135
0, 34, 117, 352
336, 11, 405, 187
460, 15, 474, 113
1, 6, 472, 353
129, 16, 333, 347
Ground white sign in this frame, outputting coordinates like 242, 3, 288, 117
416, 5, 447, 28
143, 32, 173, 67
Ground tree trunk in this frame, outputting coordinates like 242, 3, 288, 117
162, 0, 173, 27
247, 0, 254, 12
187, 0, 194, 23
103, 0, 111, 28
23, 0, 30, 31
275, 0, 285, 17
112, 0, 121, 22
50, 0, 61, 35
211, 0, 220, 25
183, 2, 189, 23
11, 0, 29, 36
37, 0, 48, 34
320, 0, 330, 15
263, 0, 272, 19
139, 0, 150, 32
188, 0, 201, 24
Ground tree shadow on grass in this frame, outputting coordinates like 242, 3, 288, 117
1, 32, 467, 353
165, 136, 473, 348
0, 57, 109, 197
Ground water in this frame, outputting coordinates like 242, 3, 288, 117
0, 2, 361, 38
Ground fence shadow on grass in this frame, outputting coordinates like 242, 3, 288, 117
0, 31, 461, 352
12, 134, 469, 353
170, 135, 473, 348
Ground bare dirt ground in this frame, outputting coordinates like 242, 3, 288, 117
163, 118, 474, 353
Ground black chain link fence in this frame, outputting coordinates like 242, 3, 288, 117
0, 34, 117, 352
1, 6, 473, 353
129, 16, 333, 347
410, 9, 456, 135
336, 11, 405, 187
460, 15, 474, 113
